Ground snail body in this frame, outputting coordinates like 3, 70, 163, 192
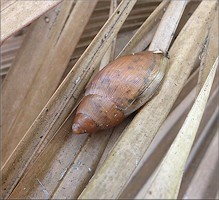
72, 51, 168, 134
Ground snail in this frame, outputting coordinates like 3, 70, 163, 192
72, 51, 168, 134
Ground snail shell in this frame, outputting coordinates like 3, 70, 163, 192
72, 51, 168, 134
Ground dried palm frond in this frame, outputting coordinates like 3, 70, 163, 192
1, 0, 218, 199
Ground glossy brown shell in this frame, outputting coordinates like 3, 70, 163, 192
72, 51, 167, 134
